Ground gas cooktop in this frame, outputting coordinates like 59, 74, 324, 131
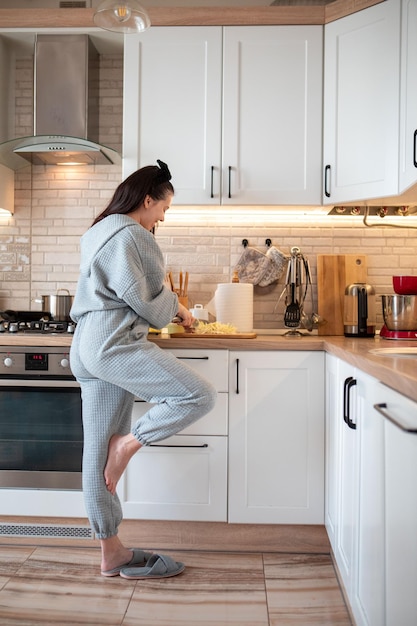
0, 317, 75, 335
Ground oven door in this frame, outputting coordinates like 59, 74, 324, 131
0, 379, 82, 490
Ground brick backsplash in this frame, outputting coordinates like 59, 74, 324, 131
0, 53, 416, 330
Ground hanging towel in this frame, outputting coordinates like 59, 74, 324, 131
258, 246, 289, 287
234, 246, 272, 285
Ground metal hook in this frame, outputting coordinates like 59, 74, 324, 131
242, 239, 249, 248
265, 238, 272, 248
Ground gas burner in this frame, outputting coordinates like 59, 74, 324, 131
0, 320, 75, 335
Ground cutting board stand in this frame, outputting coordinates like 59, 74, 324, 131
317, 254, 368, 336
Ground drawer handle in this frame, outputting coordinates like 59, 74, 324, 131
149, 443, 209, 448
177, 356, 209, 361
374, 402, 417, 434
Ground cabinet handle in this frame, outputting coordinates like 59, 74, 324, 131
177, 356, 209, 361
228, 166, 232, 199
149, 443, 209, 448
343, 376, 357, 430
324, 164, 331, 197
373, 402, 417, 434
414, 130, 417, 168
210, 165, 214, 198
235, 358, 240, 395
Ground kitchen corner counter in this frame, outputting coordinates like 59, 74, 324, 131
0, 332, 415, 403
323, 335, 417, 404
151, 334, 417, 403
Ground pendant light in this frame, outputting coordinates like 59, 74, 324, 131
93, 0, 151, 34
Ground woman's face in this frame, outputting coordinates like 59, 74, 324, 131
131, 193, 173, 231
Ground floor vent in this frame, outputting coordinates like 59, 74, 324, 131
0, 522, 94, 540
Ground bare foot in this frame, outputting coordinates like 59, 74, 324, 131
100, 535, 133, 574
104, 433, 141, 495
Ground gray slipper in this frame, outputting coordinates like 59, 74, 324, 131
120, 553, 185, 579
101, 548, 153, 577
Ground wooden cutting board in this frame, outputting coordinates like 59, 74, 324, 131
317, 254, 368, 335
170, 333, 257, 338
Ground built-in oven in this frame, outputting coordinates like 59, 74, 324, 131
0, 346, 82, 491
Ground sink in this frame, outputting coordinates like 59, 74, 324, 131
370, 347, 417, 357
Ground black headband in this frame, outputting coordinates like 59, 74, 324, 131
154, 159, 172, 185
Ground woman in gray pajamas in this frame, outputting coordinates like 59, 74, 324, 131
70, 160, 217, 579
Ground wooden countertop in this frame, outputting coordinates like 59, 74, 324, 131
1, 333, 416, 403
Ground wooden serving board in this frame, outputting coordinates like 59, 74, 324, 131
317, 254, 368, 336
170, 332, 257, 338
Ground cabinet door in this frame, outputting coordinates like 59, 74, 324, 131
399, 0, 417, 192
334, 360, 358, 597
123, 27, 222, 204
351, 372, 385, 626
223, 26, 323, 205
325, 353, 340, 550
228, 351, 324, 524
120, 432, 227, 522
323, 1, 401, 203
377, 384, 417, 626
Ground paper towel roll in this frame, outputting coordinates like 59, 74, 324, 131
214, 283, 254, 332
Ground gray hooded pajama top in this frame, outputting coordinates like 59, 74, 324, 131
70, 214, 217, 539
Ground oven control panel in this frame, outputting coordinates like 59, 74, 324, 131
0, 347, 73, 378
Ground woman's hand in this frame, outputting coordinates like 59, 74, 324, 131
176, 302, 195, 328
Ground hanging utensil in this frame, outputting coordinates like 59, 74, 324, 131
284, 255, 300, 327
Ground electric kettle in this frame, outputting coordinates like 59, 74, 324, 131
344, 283, 376, 337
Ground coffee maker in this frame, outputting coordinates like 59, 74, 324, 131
344, 283, 376, 337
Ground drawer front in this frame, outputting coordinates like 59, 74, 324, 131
168, 349, 229, 392
119, 434, 227, 522
133, 392, 227, 437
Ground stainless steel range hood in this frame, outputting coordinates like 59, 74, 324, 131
0, 34, 121, 169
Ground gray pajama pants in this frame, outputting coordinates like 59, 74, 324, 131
70, 313, 217, 539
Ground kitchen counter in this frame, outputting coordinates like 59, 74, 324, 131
0, 333, 416, 403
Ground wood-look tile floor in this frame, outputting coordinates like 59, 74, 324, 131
0, 546, 352, 625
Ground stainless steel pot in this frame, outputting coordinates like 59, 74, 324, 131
382, 295, 417, 331
37, 289, 74, 321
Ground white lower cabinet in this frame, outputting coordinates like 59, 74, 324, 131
326, 355, 385, 626
228, 351, 325, 524
119, 348, 325, 526
118, 349, 228, 522
121, 429, 228, 522
376, 384, 417, 626
325, 354, 417, 626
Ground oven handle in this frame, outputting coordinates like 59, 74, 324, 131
0, 378, 79, 387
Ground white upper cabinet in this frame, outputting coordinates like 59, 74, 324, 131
222, 26, 322, 205
123, 26, 323, 205
323, 0, 401, 203
399, 0, 417, 191
123, 27, 222, 205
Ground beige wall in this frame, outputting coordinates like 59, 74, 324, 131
0, 53, 416, 330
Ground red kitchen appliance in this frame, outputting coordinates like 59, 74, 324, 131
381, 294, 417, 340
380, 325, 417, 340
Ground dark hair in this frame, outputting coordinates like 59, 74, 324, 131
92, 160, 174, 226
